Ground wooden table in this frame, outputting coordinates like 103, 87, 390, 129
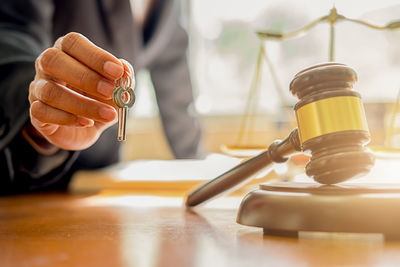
1, 192, 400, 267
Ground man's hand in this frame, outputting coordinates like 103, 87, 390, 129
28, 32, 124, 151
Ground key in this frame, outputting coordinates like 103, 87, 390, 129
113, 75, 135, 141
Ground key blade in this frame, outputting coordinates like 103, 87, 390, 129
118, 107, 128, 141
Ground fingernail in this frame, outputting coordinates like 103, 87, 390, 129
99, 106, 116, 121
97, 80, 115, 98
104, 61, 123, 78
78, 117, 94, 127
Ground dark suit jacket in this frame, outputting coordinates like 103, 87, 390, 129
0, 0, 202, 194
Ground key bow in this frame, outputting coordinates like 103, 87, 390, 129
112, 60, 136, 141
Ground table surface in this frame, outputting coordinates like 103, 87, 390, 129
2, 192, 400, 267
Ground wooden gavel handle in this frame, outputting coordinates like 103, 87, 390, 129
185, 129, 301, 207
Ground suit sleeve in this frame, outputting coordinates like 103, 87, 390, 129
0, 0, 78, 194
148, 9, 203, 159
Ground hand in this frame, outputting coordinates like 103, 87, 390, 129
28, 32, 125, 151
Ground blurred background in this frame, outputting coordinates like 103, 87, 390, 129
122, 0, 400, 161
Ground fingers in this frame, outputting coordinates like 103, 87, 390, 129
30, 101, 94, 128
36, 32, 126, 100
37, 47, 116, 99
56, 33, 124, 80
30, 79, 117, 125
30, 116, 59, 138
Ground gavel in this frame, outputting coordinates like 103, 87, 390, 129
186, 63, 375, 207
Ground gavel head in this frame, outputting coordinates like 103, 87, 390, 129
290, 63, 375, 184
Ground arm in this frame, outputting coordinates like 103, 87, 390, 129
0, 1, 124, 194
0, 0, 76, 193
0, 0, 52, 150
148, 6, 203, 159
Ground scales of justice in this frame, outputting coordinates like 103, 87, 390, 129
186, 7, 400, 239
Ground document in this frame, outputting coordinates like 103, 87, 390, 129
69, 153, 242, 193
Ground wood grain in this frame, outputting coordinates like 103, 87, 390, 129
1, 192, 400, 267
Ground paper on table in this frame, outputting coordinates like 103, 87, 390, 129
111, 153, 242, 181
69, 153, 243, 193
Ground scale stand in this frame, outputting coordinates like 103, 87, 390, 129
237, 182, 400, 239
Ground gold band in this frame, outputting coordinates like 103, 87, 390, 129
295, 96, 369, 144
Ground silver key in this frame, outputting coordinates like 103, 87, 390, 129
113, 76, 135, 141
